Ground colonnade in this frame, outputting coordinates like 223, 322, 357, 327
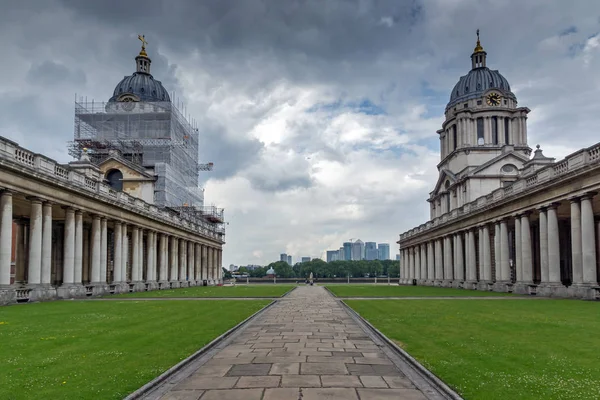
400, 193, 600, 298
0, 190, 223, 303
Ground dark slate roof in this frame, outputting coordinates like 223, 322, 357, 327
108, 72, 171, 103
447, 67, 515, 110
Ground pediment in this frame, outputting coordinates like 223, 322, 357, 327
431, 169, 457, 196
470, 151, 529, 177
97, 156, 155, 180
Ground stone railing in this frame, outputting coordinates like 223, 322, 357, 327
401, 142, 600, 241
0, 136, 224, 242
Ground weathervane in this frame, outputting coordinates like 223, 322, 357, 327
138, 34, 148, 56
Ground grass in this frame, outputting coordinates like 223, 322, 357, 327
346, 299, 600, 400
108, 284, 296, 298
0, 300, 270, 400
325, 284, 516, 297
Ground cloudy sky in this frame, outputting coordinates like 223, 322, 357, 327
1, 0, 600, 267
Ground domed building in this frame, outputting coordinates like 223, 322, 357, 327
399, 32, 600, 300
429, 31, 533, 220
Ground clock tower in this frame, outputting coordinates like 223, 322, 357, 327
428, 31, 532, 219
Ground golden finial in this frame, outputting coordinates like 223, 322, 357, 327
138, 34, 148, 57
473, 29, 484, 53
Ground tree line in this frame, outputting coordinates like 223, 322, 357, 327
224, 259, 400, 279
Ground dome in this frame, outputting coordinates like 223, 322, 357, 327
447, 67, 515, 110
266, 267, 275, 275
109, 72, 170, 103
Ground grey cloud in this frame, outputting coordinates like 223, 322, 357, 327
26, 61, 86, 86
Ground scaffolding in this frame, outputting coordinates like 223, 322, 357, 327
71, 99, 210, 208
172, 205, 226, 239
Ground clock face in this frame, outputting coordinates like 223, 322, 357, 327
486, 93, 502, 106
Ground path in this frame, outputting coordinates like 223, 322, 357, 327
147, 285, 449, 400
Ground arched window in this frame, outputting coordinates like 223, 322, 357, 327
106, 169, 123, 191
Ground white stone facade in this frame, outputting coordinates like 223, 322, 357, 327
0, 136, 224, 306
398, 36, 600, 300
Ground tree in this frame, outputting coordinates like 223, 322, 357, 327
222, 268, 232, 279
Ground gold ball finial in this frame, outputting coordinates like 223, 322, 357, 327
138, 34, 148, 57
473, 29, 484, 53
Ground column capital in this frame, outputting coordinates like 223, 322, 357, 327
568, 195, 581, 203
61, 205, 76, 212
537, 205, 548, 212
580, 191, 598, 201
26, 196, 44, 203
0, 188, 16, 195
546, 202, 561, 210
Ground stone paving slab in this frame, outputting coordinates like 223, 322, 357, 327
148, 286, 449, 400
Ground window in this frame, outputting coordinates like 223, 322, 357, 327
452, 125, 457, 151
464, 103, 468, 108
477, 100, 482, 105
492, 116, 498, 145
106, 169, 123, 191
504, 118, 510, 144
477, 117, 484, 145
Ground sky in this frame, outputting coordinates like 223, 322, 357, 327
1, 0, 600, 267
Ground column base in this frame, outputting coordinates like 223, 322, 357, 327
463, 281, 478, 290
88, 282, 109, 296
107, 282, 129, 294
476, 281, 495, 291
536, 283, 568, 298
452, 280, 464, 289
28, 284, 57, 302
442, 280, 453, 288
158, 281, 170, 290
57, 284, 86, 299
567, 284, 599, 299
433, 280, 444, 287
179, 280, 190, 288
169, 281, 181, 289
144, 281, 160, 291
493, 281, 514, 293
0, 285, 16, 305
514, 282, 537, 295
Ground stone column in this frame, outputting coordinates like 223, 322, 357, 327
121, 224, 128, 282
138, 229, 144, 282
401, 250, 407, 283
146, 230, 154, 282
113, 222, 122, 283
195, 243, 201, 281
201, 244, 207, 282
100, 217, 107, 283
14, 219, 26, 285
538, 207, 549, 283
27, 198, 43, 285
570, 198, 583, 284
188, 241, 195, 284
170, 237, 179, 282
467, 229, 477, 283
90, 215, 101, 284
213, 247, 219, 282
208, 247, 214, 282
41, 201, 52, 285
434, 239, 443, 282
0, 191, 12, 286
217, 249, 222, 282
514, 215, 522, 282
131, 227, 140, 282
482, 225, 492, 282
414, 246, 421, 281
427, 241, 434, 283
521, 212, 533, 284
494, 222, 501, 281
420, 245, 427, 281
547, 203, 561, 284
179, 239, 186, 282
500, 219, 510, 282
455, 233, 464, 282
443, 236, 453, 282
74, 210, 83, 285
581, 193, 597, 284
159, 234, 168, 282
62, 207, 75, 285
408, 247, 414, 281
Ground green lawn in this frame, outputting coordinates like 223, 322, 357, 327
109, 284, 296, 298
0, 300, 270, 400
346, 299, 600, 400
325, 284, 515, 297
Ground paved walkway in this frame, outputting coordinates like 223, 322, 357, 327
150, 285, 443, 400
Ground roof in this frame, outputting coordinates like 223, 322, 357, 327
447, 67, 515, 110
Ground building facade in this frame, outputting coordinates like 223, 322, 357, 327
365, 242, 378, 260
0, 37, 224, 306
378, 243, 390, 260
351, 239, 365, 261
398, 33, 600, 300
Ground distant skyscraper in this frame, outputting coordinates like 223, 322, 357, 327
365, 242, 378, 260
280, 253, 288, 262
287, 255, 292, 265
338, 247, 344, 261
378, 243, 390, 260
352, 240, 364, 261
301, 257, 310, 263
326, 250, 339, 263
343, 242, 352, 261
395, 253, 400, 261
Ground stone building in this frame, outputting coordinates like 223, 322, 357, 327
398, 33, 600, 300
0, 37, 225, 305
